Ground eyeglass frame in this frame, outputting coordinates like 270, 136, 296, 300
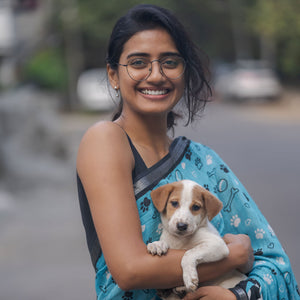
116, 56, 186, 82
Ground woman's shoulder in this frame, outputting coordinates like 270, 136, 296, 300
77, 121, 133, 170
80, 120, 127, 146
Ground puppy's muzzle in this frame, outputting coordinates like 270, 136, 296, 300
177, 222, 188, 232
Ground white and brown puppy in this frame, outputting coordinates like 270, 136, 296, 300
147, 180, 246, 298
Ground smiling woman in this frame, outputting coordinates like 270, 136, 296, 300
76, 4, 300, 300
107, 28, 186, 121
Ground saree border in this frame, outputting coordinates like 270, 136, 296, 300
133, 136, 190, 199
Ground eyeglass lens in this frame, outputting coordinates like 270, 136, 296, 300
126, 56, 185, 81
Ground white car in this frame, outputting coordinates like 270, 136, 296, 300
77, 68, 117, 111
214, 60, 282, 101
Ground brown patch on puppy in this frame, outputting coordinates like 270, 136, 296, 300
151, 182, 183, 214
192, 185, 223, 221
189, 196, 205, 218
165, 187, 183, 219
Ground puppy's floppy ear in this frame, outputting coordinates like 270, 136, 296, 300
151, 184, 175, 213
202, 189, 223, 221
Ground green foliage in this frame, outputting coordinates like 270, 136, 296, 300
77, 0, 176, 42
24, 49, 68, 90
66, 0, 300, 80
247, 0, 300, 78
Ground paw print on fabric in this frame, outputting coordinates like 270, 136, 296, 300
152, 209, 160, 220
122, 291, 134, 300
263, 274, 273, 285
195, 157, 203, 170
156, 223, 164, 235
255, 229, 265, 239
230, 215, 241, 227
276, 257, 286, 265
140, 197, 151, 212
271, 269, 277, 275
185, 149, 192, 160
254, 248, 263, 256
220, 164, 229, 173
206, 155, 213, 165
204, 184, 210, 191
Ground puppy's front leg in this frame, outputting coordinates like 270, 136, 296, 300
181, 239, 229, 291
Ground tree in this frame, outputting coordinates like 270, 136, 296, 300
247, 0, 300, 79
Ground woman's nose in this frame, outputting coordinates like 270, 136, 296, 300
147, 61, 164, 81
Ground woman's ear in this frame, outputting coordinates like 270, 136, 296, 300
107, 64, 119, 89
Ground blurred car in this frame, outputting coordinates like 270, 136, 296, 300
214, 60, 281, 101
76, 68, 117, 111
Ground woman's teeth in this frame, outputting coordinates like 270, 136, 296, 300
141, 89, 168, 95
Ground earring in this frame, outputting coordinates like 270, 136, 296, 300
114, 86, 120, 98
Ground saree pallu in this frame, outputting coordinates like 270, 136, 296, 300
81, 137, 299, 300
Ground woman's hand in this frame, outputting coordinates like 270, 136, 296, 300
183, 286, 236, 300
223, 233, 254, 274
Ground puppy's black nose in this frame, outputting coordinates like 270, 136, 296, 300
177, 222, 188, 231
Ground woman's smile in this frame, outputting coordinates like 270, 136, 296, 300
139, 88, 169, 96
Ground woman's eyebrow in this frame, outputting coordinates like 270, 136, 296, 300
127, 52, 149, 59
126, 51, 181, 60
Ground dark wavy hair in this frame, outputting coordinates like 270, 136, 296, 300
106, 4, 212, 129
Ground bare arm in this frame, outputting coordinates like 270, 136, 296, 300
77, 122, 251, 290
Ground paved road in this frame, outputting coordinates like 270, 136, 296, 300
0, 90, 299, 300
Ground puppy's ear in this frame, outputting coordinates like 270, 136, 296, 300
151, 184, 175, 212
202, 190, 223, 221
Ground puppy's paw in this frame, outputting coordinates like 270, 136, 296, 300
147, 241, 169, 256
173, 286, 188, 298
183, 272, 199, 292
183, 274, 199, 292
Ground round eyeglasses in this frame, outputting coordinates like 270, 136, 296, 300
117, 56, 186, 82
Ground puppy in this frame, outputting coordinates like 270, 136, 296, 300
147, 180, 246, 299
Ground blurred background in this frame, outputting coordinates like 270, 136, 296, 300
0, 0, 299, 299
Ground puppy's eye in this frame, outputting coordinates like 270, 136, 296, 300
171, 201, 179, 208
192, 204, 201, 211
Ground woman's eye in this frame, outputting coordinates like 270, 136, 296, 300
171, 201, 179, 208
162, 58, 179, 69
129, 59, 147, 68
192, 204, 201, 211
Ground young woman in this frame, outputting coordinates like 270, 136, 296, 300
77, 4, 299, 300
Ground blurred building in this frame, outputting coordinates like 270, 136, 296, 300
0, 0, 51, 87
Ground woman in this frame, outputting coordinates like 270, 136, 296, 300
77, 4, 299, 300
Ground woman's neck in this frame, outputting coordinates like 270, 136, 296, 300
114, 112, 172, 162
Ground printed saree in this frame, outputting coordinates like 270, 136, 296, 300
78, 136, 300, 300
